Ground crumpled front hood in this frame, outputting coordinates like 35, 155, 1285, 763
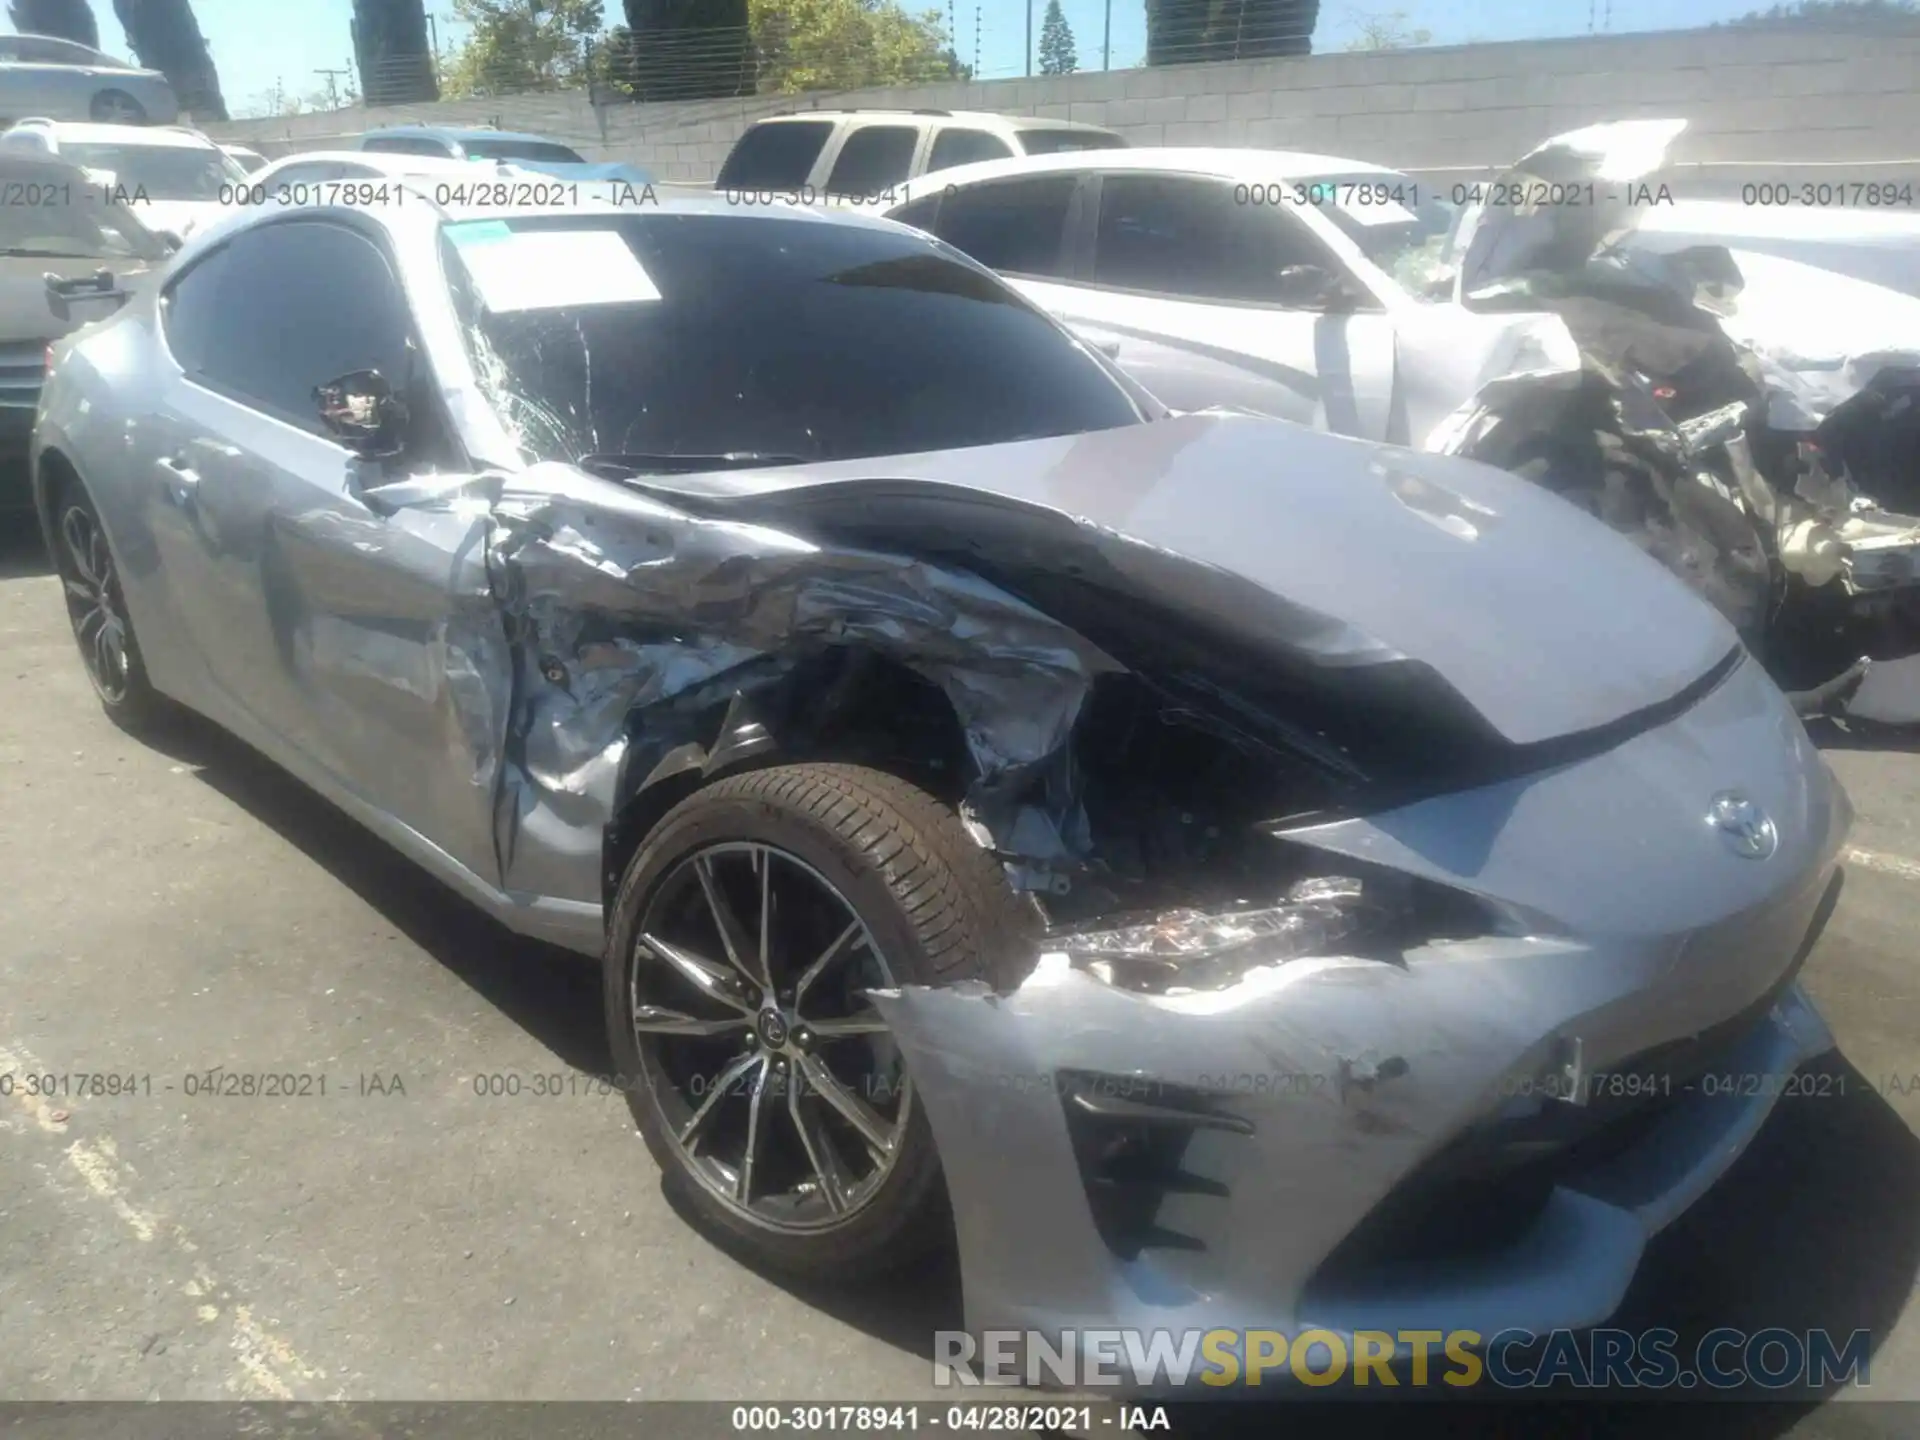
625, 412, 1740, 748
1713, 248, 1920, 410
1446, 118, 1689, 298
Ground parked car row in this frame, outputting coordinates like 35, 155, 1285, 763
20, 145, 1857, 1383
0, 31, 177, 125
0, 115, 667, 519
872, 121, 1920, 727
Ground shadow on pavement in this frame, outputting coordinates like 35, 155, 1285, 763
0, 509, 53, 579
141, 704, 611, 1080
1811, 717, 1920, 755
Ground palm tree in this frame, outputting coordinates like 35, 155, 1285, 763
8, 0, 102, 46
112, 0, 228, 121
352, 0, 439, 106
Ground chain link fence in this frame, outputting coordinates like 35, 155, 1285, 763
268, 0, 1920, 119
346, 1, 1326, 111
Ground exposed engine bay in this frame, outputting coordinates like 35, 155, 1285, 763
1429, 121, 1920, 724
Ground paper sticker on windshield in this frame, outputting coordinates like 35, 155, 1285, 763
1335, 197, 1417, 228
446, 225, 661, 312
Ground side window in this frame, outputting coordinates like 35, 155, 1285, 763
14, 37, 90, 63
824, 126, 918, 198
888, 194, 942, 232
714, 121, 834, 192
363, 136, 450, 157
1091, 173, 1349, 304
925, 127, 1013, 175
171, 220, 425, 443
159, 245, 234, 377
933, 176, 1076, 278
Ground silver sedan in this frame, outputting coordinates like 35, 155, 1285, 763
0, 33, 177, 125
31, 188, 1850, 1386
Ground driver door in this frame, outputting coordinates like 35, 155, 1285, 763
145, 215, 506, 885
1044, 171, 1398, 438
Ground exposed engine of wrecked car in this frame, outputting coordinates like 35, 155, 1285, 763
1428, 121, 1920, 723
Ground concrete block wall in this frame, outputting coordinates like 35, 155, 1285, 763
205, 25, 1920, 190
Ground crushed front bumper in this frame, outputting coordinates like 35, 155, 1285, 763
871, 654, 1849, 1389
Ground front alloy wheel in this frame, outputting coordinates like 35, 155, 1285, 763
632, 841, 912, 1228
604, 763, 1033, 1280
53, 483, 161, 728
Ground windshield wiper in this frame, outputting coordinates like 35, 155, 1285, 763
1, 247, 105, 259
577, 451, 809, 477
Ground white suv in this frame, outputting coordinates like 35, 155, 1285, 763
712, 108, 1126, 200
0, 119, 245, 242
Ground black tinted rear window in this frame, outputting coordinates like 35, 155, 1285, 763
1017, 129, 1128, 156
825, 126, 918, 198
926, 128, 1014, 173
363, 136, 452, 157
715, 121, 835, 192
934, 176, 1076, 276
462, 139, 587, 164
443, 213, 1141, 467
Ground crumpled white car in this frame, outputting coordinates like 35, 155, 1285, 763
882, 119, 1920, 723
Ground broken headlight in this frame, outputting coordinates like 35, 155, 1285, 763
1057, 876, 1375, 994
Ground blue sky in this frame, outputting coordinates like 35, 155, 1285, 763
7, 0, 1775, 116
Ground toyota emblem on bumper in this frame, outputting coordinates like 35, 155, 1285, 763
1708, 791, 1778, 860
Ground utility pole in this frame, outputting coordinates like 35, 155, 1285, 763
1026, 0, 1032, 75
315, 66, 349, 110
1103, 0, 1112, 69
973, 6, 981, 75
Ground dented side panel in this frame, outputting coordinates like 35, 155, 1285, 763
481, 463, 1120, 905
265, 487, 512, 889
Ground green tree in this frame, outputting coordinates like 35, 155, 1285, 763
352, 0, 439, 105
8, 0, 101, 46
1344, 7, 1429, 48
749, 0, 953, 93
442, 0, 604, 97
599, 0, 752, 101
1729, 0, 1920, 24
113, 0, 228, 118
1038, 0, 1077, 72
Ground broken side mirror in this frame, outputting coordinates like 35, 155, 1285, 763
315, 369, 409, 459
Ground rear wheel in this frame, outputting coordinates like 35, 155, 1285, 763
604, 762, 1031, 1281
51, 478, 162, 731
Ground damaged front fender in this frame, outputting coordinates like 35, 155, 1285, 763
868, 652, 1845, 1372
481, 462, 1122, 906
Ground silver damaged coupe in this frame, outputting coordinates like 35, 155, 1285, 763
32, 189, 1850, 1384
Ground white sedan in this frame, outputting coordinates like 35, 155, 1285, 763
237, 148, 515, 196
881, 129, 1920, 448
883, 142, 1567, 449
882, 124, 1920, 723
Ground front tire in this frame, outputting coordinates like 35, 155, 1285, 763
50, 476, 163, 732
604, 763, 1031, 1281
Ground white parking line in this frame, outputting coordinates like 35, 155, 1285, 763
0, 1037, 329, 1400
1845, 847, 1920, 884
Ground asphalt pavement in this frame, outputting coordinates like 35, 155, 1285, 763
2, 521, 1918, 1438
